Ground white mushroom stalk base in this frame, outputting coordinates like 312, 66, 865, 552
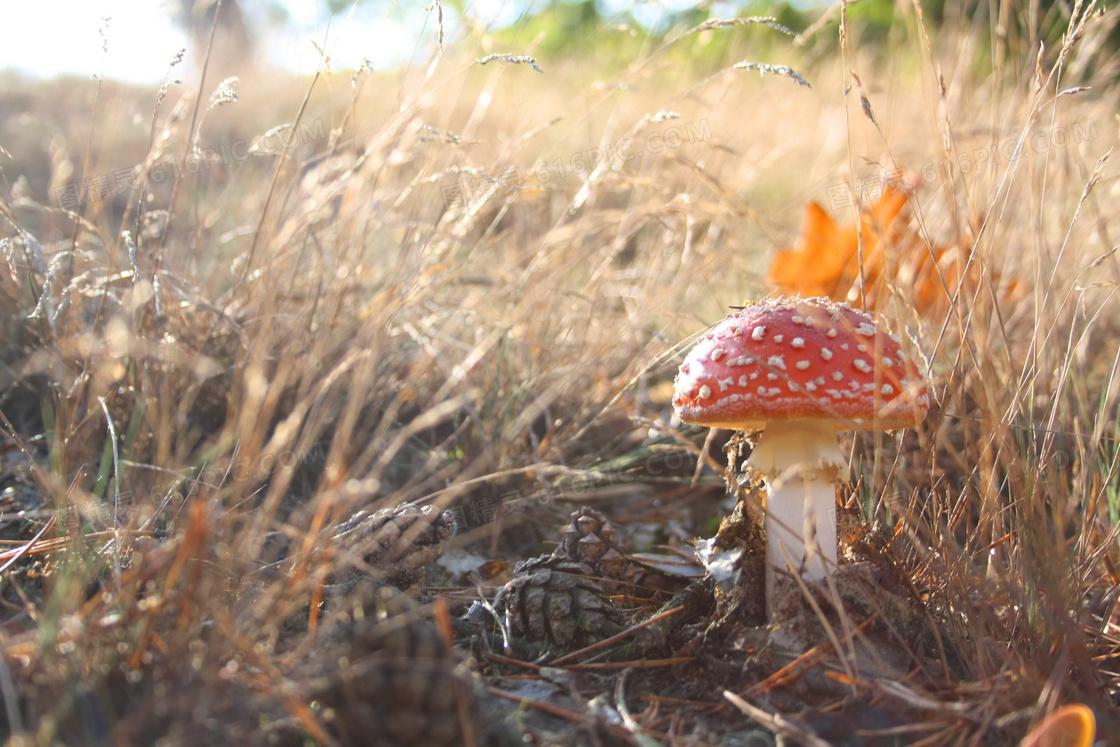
745, 419, 844, 612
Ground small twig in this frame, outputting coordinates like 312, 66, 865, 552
0, 410, 53, 497
563, 657, 694, 671
0, 515, 57, 576
744, 614, 877, 696
724, 691, 834, 747
616, 670, 662, 747
0, 636, 24, 735
873, 679, 976, 715
549, 605, 684, 665
641, 695, 723, 708
473, 584, 513, 655
97, 396, 123, 586
281, 696, 340, 747
0, 528, 159, 565
488, 688, 645, 745
483, 652, 541, 672
448, 592, 477, 747
779, 543, 856, 685
690, 427, 719, 488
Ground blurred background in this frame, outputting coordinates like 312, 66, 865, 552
3, 0, 1063, 82
1, 0, 1119, 744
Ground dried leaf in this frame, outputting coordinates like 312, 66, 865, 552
1019, 704, 1095, 747
767, 186, 1018, 315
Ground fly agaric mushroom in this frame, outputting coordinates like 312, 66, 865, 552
672, 296, 929, 611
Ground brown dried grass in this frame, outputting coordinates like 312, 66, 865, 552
0, 0, 1119, 744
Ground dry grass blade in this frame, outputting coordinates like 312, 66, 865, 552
680, 17, 795, 37
475, 54, 543, 73
562, 657, 694, 670
724, 691, 834, 746
731, 61, 812, 88
0, 515, 55, 576
0, 636, 23, 735
488, 687, 647, 745
549, 605, 684, 665
743, 614, 878, 696
1, 0, 1119, 742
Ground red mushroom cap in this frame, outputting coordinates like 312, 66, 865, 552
672, 296, 930, 430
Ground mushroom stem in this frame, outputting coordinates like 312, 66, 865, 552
745, 419, 843, 610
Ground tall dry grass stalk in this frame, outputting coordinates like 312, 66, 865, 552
0, 0, 1118, 743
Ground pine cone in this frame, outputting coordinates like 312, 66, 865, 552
492, 561, 625, 649
332, 503, 455, 591
310, 584, 474, 747
552, 506, 630, 580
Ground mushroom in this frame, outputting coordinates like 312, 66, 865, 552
671, 296, 929, 613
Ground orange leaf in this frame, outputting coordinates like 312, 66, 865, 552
1019, 704, 1096, 747
769, 188, 912, 308
768, 185, 976, 314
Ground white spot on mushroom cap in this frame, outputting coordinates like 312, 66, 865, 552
698, 385, 711, 399
881, 384, 894, 395
767, 372, 778, 381
796, 360, 810, 370
792, 337, 805, 348
854, 359, 872, 373
827, 328, 838, 338
821, 348, 833, 361
752, 326, 766, 341
774, 334, 784, 343
832, 371, 844, 381
718, 376, 734, 391
883, 357, 894, 367
856, 323, 876, 336
767, 355, 787, 371
711, 348, 726, 361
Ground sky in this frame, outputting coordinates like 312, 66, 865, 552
0, 0, 474, 84
1, 1, 189, 83
0, 1, 752, 84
